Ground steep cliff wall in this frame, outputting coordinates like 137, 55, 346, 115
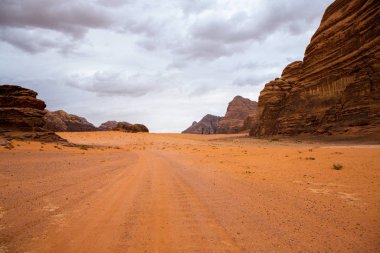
252, 0, 380, 137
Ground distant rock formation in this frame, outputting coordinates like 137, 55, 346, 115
43, 110, 97, 132
251, 0, 380, 137
113, 122, 149, 133
182, 114, 222, 134
99, 121, 129, 131
0, 85, 47, 131
217, 96, 258, 134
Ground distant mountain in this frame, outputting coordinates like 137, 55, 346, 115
99, 120, 128, 131
217, 96, 258, 134
43, 110, 97, 132
182, 114, 222, 134
113, 122, 149, 133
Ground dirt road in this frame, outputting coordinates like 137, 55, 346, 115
0, 132, 379, 252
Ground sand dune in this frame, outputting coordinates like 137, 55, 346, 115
0, 132, 379, 252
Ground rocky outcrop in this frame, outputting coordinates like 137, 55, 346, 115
182, 114, 222, 134
113, 122, 149, 133
98, 121, 121, 131
0, 84, 67, 143
217, 96, 258, 133
252, 0, 380, 137
99, 121, 137, 131
43, 110, 97, 132
0, 85, 47, 131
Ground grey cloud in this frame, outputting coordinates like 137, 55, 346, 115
178, 0, 214, 15
190, 0, 330, 44
174, 39, 250, 60
97, 0, 129, 8
0, 27, 75, 54
0, 0, 113, 38
0, 0, 114, 53
67, 71, 169, 97
233, 73, 278, 87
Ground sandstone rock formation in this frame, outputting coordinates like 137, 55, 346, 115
113, 122, 149, 133
0, 84, 67, 143
182, 114, 222, 134
43, 110, 97, 132
251, 0, 380, 137
0, 85, 47, 131
99, 121, 137, 131
217, 96, 258, 134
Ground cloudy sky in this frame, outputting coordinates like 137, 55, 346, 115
0, 0, 333, 132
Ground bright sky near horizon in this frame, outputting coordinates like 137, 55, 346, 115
0, 0, 333, 132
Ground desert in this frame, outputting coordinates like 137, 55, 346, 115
1, 0, 379, 252
1, 132, 379, 252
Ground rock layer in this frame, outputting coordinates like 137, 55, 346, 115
0, 85, 47, 131
252, 0, 380, 137
43, 110, 97, 132
182, 114, 222, 134
218, 96, 258, 134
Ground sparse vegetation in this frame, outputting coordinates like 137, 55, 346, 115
332, 163, 343, 170
305, 157, 316, 160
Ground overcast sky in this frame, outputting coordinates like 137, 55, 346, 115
0, 0, 333, 132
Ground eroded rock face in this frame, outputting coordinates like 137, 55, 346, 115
0, 85, 47, 131
113, 122, 149, 133
252, 0, 380, 137
217, 96, 258, 134
43, 110, 97, 132
182, 114, 222, 134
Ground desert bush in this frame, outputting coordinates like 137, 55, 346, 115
332, 163, 343, 170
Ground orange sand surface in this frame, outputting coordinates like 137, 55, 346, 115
0, 132, 379, 252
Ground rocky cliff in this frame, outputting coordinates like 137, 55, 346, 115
218, 96, 258, 134
252, 0, 380, 137
182, 114, 222, 134
43, 110, 97, 132
0, 85, 47, 131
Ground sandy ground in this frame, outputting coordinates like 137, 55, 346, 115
0, 132, 379, 253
